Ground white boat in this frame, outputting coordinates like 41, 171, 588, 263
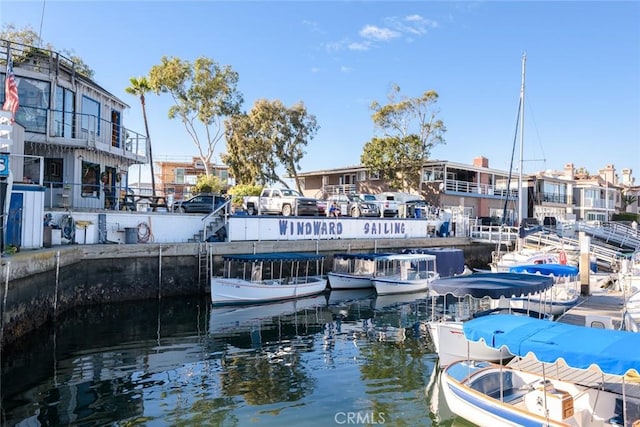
442, 314, 640, 427
426, 272, 555, 367
508, 263, 581, 316
490, 248, 574, 272
327, 252, 394, 289
211, 252, 328, 305
372, 253, 440, 295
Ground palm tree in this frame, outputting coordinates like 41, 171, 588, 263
125, 77, 156, 196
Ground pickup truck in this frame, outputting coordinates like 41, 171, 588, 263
243, 188, 319, 216
357, 193, 399, 218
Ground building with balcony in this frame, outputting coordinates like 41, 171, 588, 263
1, 39, 148, 210
297, 156, 524, 224
297, 157, 638, 224
155, 157, 231, 201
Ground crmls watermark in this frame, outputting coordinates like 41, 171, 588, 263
334, 411, 386, 424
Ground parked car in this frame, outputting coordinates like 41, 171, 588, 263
173, 194, 228, 214
356, 193, 399, 217
325, 194, 380, 218
243, 188, 319, 216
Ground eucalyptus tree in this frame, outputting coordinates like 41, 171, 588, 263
147, 56, 243, 177
125, 76, 156, 195
223, 99, 318, 192
362, 84, 446, 192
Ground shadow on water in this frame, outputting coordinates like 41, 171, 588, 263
1, 290, 475, 426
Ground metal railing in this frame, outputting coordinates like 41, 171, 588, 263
14, 106, 147, 159
444, 179, 518, 199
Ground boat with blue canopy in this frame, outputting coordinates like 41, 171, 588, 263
441, 314, 640, 427
211, 252, 328, 305
426, 272, 555, 367
508, 263, 580, 316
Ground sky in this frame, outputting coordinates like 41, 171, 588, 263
2, 0, 640, 181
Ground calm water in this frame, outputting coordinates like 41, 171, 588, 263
1, 290, 473, 426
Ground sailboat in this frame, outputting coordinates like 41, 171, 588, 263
489, 53, 564, 273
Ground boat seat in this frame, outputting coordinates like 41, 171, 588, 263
488, 387, 531, 403
470, 371, 513, 398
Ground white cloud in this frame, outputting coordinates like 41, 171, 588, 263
348, 41, 370, 51
340, 66, 353, 73
359, 25, 401, 42
311, 67, 321, 73
385, 14, 438, 36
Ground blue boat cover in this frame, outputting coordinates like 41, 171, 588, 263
509, 264, 579, 277
429, 272, 555, 298
403, 247, 465, 277
463, 314, 640, 376
223, 253, 325, 262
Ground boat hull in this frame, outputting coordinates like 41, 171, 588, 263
327, 272, 374, 289
427, 321, 513, 367
441, 360, 621, 427
373, 272, 437, 295
211, 277, 328, 305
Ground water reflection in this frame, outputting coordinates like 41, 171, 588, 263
1, 290, 467, 426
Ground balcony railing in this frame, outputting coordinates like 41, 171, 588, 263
537, 192, 570, 205
444, 179, 518, 199
43, 181, 164, 211
17, 106, 147, 160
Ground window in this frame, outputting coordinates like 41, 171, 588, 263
44, 158, 64, 187
357, 171, 367, 181
81, 96, 100, 135
369, 171, 380, 180
81, 161, 100, 197
2, 75, 50, 134
174, 168, 185, 184
54, 86, 76, 138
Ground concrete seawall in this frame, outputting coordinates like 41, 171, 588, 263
0, 237, 491, 345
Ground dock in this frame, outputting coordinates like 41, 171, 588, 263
556, 273, 623, 329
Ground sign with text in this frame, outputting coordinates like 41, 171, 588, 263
227, 216, 445, 241
0, 153, 9, 177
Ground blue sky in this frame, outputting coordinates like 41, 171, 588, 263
2, 1, 639, 180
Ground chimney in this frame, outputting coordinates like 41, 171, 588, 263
622, 168, 635, 186
564, 163, 575, 180
473, 156, 489, 168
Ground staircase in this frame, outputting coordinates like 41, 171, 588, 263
188, 199, 232, 243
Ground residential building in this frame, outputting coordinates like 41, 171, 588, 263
155, 156, 231, 201
297, 157, 638, 224
1, 39, 147, 210
297, 156, 523, 224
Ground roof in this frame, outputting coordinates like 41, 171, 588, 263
222, 253, 325, 262
429, 272, 555, 298
463, 314, 640, 376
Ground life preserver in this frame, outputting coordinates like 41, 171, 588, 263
559, 251, 567, 265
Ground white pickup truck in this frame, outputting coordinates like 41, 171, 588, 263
243, 188, 319, 216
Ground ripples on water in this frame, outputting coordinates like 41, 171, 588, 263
1, 290, 474, 426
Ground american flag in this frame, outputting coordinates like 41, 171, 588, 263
2, 53, 19, 121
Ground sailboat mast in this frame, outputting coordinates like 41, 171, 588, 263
518, 52, 526, 226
